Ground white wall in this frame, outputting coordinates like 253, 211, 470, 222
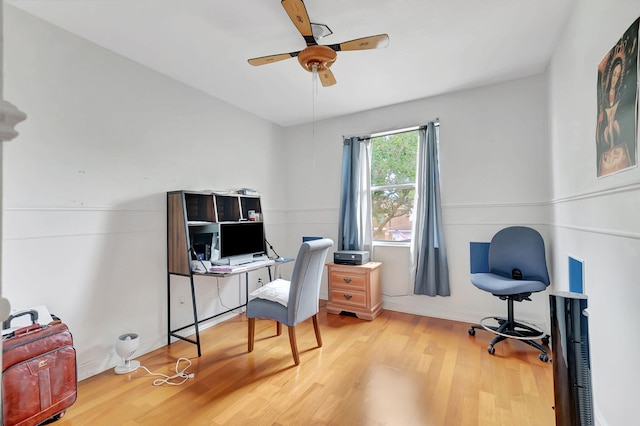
547, 1, 640, 425
2, 6, 286, 379
283, 75, 552, 326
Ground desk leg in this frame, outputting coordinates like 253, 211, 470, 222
245, 272, 249, 309
167, 272, 171, 346
189, 274, 202, 357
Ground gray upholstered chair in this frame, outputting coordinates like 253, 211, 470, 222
247, 238, 333, 365
468, 226, 551, 362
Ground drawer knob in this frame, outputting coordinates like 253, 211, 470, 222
343, 294, 352, 300
343, 277, 352, 283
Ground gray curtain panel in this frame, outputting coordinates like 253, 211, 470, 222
412, 122, 450, 296
338, 137, 372, 251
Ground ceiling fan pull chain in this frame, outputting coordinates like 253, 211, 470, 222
312, 64, 319, 94
311, 64, 317, 169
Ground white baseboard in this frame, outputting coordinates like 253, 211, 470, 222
381, 299, 549, 333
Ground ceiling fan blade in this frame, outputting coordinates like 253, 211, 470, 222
318, 68, 337, 87
329, 34, 390, 52
248, 52, 299, 66
281, 0, 317, 46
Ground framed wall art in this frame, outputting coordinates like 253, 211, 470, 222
596, 17, 639, 177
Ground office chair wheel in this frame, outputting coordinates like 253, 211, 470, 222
487, 345, 495, 355
468, 328, 475, 336
539, 353, 549, 362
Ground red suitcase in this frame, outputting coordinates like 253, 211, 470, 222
2, 310, 77, 426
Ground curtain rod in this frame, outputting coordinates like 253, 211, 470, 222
344, 119, 439, 142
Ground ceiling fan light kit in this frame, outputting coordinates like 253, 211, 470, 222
248, 0, 389, 87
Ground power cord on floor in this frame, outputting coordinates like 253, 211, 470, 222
138, 357, 195, 386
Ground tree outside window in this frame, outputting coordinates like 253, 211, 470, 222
370, 130, 418, 242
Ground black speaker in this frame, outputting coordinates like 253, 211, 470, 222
549, 292, 594, 426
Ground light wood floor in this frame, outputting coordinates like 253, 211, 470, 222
58, 306, 554, 426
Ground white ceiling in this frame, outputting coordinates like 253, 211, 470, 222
7, 0, 573, 127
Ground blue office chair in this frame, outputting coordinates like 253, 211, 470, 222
247, 238, 333, 365
468, 226, 551, 362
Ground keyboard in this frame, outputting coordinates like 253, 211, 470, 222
246, 259, 275, 268
209, 259, 275, 274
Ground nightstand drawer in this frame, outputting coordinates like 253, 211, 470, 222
330, 272, 366, 290
329, 289, 367, 308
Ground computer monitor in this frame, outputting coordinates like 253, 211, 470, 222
218, 221, 266, 264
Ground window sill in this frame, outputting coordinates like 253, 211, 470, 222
373, 241, 411, 248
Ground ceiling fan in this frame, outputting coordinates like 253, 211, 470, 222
248, 0, 389, 87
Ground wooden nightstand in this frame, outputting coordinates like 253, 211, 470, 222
325, 262, 382, 320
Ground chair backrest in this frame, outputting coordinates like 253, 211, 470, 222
287, 238, 333, 325
488, 226, 550, 285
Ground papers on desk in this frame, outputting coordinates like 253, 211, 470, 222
209, 266, 235, 273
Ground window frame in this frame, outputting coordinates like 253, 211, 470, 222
369, 128, 420, 244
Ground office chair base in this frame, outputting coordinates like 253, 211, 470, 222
477, 316, 545, 340
469, 316, 550, 362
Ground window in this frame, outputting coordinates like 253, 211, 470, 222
370, 129, 419, 242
